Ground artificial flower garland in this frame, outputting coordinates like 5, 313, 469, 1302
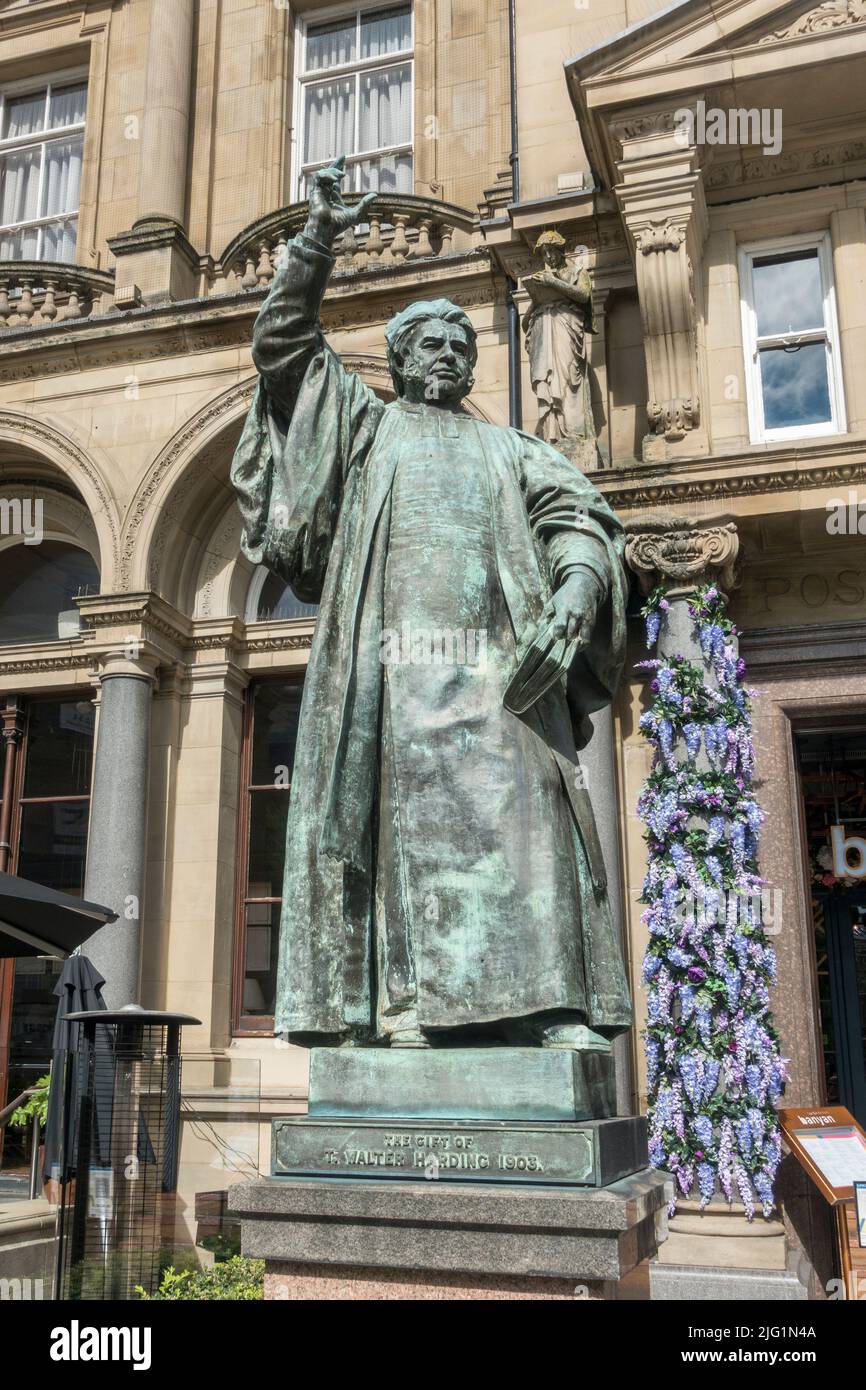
638, 583, 788, 1218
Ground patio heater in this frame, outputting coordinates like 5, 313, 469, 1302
54, 1005, 200, 1301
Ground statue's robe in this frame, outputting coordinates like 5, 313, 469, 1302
231, 234, 633, 1040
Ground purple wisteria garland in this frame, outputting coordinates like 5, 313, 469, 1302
638, 583, 788, 1218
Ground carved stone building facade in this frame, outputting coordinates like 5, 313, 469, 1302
0, 0, 864, 1295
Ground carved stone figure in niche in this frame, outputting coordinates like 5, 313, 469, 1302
522, 232, 598, 465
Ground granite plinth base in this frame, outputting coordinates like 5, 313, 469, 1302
229, 1169, 671, 1292
649, 1261, 809, 1301
308, 1046, 615, 1121
264, 1262, 611, 1300
271, 1114, 648, 1186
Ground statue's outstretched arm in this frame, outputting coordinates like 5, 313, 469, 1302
251, 157, 377, 418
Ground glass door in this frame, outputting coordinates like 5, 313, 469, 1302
797, 729, 866, 1127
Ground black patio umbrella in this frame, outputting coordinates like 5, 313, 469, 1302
42, 955, 110, 1186
0, 871, 117, 959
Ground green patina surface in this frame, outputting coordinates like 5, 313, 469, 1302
230, 161, 633, 1054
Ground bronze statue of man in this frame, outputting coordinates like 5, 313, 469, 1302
231, 158, 632, 1050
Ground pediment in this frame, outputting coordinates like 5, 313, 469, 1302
566, 0, 866, 190
567, 0, 866, 85
703, 0, 866, 51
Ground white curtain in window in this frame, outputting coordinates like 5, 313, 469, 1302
358, 152, 412, 194
360, 63, 410, 152
361, 6, 411, 59
41, 135, 83, 217
48, 83, 87, 130
0, 226, 39, 260
3, 90, 46, 140
41, 218, 77, 263
304, 79, 355, 166
0, 146, 41, 225
306, 18, 356, 73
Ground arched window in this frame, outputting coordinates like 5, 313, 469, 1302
246, 567, 317, 623
0, 540, 98, 644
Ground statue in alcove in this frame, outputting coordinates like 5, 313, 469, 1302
522, 232, 598, 466
231, 158, 631, 1051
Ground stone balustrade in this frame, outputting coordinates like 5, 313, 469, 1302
0, 193, 480, 331
213, 194, 480, 295
0, 263, 116, 329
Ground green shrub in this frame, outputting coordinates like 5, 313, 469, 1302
9, 1075, 50, 1130
137, 1255, 264, 1301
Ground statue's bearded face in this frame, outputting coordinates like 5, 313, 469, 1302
396, 318, 474, 406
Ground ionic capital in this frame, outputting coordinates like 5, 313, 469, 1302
624, 514, 740, 599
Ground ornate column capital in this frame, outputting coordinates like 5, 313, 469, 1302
1, 696, 24, 747
624, 513, 740, 599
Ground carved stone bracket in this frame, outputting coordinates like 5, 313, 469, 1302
624, 513, 740, 598
612, 116, 709, 461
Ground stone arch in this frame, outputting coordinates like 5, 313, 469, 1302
0, 410, 121, 587
0, 486, 99, 565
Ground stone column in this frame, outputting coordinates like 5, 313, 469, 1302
588, 285, 611, 468
138, 0, 195, 226
830, 206, 866, 435
624, 515, 807, 1299
82, 655, 156, 1008
581, 704, 634, 1115
110, 0, 197, 304
623, 515, 742, 1124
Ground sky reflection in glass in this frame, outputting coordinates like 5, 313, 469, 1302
753, 251, 824, 336
759, 342, 832, 430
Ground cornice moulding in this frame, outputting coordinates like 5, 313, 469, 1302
597, 436, 866, 508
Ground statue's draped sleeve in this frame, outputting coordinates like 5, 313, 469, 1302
518, 432, 629, 735
230, 234, 384, 602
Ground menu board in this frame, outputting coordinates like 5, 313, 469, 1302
855, 1182, 866, 1249
779, 1106, 866, 1203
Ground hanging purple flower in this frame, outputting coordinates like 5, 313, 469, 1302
735, 1163, 756, 1220
702, 1059, 722, 1101
723, 964, 742, 1010
706, 815, 726, 849
697, 1162, 716, 1208
659, 718, 675, 766
693, 1114, 714, 1150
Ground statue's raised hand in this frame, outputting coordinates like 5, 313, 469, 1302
305, 155, 377, 248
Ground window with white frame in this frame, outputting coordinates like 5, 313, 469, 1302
739, 233, 846, 443
294, 3, 412, 201
0, 76, 87, 264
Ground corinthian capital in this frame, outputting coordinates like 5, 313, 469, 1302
624, 513, 740, 598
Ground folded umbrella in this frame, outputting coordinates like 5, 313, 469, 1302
42, 955, 110, 1186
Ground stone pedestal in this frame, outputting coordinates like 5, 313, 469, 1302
230, 1169, 671, 1300
272, 1114, 648, 1187
108, 217, 201, 306
648, 1196, 809, 1300
307, 1046, 615, 1121
656, 1196, 788, 1270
